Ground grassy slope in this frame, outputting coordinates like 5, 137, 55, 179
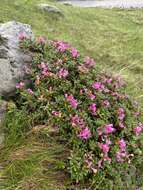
1, 0, 143, 189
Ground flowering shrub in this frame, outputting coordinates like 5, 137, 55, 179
15, 35, 143, 187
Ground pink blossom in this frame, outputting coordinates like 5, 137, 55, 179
103, 156, 111, 162
85, 159, 92, 168
52, 111, 61, 117
80, 88, 88, 95
41, 70, 50, 77
65, 94, 78, 109
102, 100, 110, 107
87, 91, 96, 100
78, 127, 91, 140
98, 159, 103, 168
16, 82, 25, 89
38, 62, 48, 70
38, 62, 50, 77
106, 78, 112, 84
71, 115, 85, 128
99, 143, 110, 154
55, 41, 70, 52
118, 108, 125, 121
37, 36, 46, 45
89, 94, 96, 100
116, 151, 127, 162
89, 103, 97, 115
91, 167, 97, 174
97, 124, 115, 136
104, 124, 115, 135
92, 82, 104, 91
84, 56, 96, 67
118, 139, 126, 151
105, 138, 112, 145
27, 88, 34, 95
19, 32, 26, 40
71, 48, 79, 58
119, 122, 125, 129
133, 126, 142, 136
134, 112, 140, 118
96, 127, 103, 136
58, 68, 69, 78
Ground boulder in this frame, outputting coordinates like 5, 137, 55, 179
0, 21, 34, 98
38, 4, 64, 17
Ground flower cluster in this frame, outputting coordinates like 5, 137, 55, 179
17, 36, 143, 186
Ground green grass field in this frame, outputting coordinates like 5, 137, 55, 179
1, 0, 143, 189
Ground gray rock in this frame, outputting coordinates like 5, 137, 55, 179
0, 21, 34, 98
62, 2, 73, 6
0, 100, 7, 146
38, 4, 64, 16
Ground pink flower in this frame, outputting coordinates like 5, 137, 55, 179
133, 126, 142, 136
99, 143, 110, 154
78, 127, 91, 140
16, 82, 25, 89
58, 68, 69, 78
19, 32, 26, 40
38, 62, 50, 77
65, 94, 78, 109
85, 159, 92, 168
106, 78, 112, 84
97, 127, 103, 136
27, 88, 34, 95
38, 62, 48, 70
41, 70, 50, 77
71, 48, 79, 58
89, 103, 97, 115
116, 151, 127, 162
118, 108, 125, 121
104, 124, 115, 134
71, 115, 85, 128
103, 156, 111, 162
92, 82, 104, 91
118, 139, 126, 151
84, 56, 96, 67
119, 122, 125, 129
52, 111, 61, 117
106, 138, 112, 145
87, 91, 96, 100
102, 100, 110, 107
134, 112, 140, 118
37, 36, 46, 45
55, 41, 70, 52
98, 159, 103, 168
80, 88, 88, 95
89, 94, 96, 100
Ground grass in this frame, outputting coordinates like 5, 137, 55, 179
1, 0, 143, 189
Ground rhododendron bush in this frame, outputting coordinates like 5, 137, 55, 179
15, 35, 143, 187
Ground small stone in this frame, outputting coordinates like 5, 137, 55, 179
38, 4, 64, 17
62, 2, 73, 6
